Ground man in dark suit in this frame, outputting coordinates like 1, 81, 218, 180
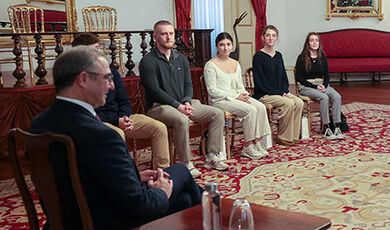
29, 46, 202, 229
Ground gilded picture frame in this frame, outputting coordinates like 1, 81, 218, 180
326, 0, 383, 20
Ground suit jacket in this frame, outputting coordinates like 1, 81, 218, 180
29, 99, 169, 230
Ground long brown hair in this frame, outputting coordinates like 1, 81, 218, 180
300, 32, 325, 73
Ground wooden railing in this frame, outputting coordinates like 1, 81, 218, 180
0, 29, 213, 88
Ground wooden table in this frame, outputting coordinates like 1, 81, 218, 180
134, 198, 331, 230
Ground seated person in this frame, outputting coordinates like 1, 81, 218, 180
29, 46, 202, 229
139, 20, 228, 178
295, 32, 344, 140
72, 33, 170, 169
252, 25, 303, 146
204, 32, 271, 159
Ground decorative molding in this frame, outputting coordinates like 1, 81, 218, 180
235, 0, 252, 27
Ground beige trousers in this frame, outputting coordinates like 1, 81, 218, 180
126, 114, 170, 169
146, 99, 225, 163
259, 93, 303, 142
212, 97, 271, 142
103, 114, 170, 169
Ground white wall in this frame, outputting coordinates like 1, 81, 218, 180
75, 0, 174, 31
267, 0, 390, 67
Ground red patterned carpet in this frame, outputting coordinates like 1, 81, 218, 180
0, 102, 389, 229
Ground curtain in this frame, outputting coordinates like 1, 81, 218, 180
251, 0, 267, 51
175, 0, 192, 44
194, 0, 224, 57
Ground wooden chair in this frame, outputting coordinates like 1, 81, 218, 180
243, 68, 276, 141
82, 6, 124, 74
199, 74, 237, 159
7, 128, 93, 230
7, 4, 56, 83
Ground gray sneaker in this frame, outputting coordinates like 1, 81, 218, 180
242, 145, 263, 159
323, 128, 337, 140
333, 127, 345, 140
204, 152, 229, 171
254, 142, 269, 157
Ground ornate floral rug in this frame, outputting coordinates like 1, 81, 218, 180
0, 102, 389, 229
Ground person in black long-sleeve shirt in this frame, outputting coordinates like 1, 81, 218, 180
252, 25, 303, 146
295, 32, 344, 140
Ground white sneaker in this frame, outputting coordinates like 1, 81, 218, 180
323, 128, 337, 140
186, 161, 201, 178
254, 142, 269, 157
204, 152, 229, 171
241, 145, 263, 159
333, 127, 345, 140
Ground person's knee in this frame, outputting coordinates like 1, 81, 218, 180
151, 120, 168, 137
334, 93, 342, 102
319, 94, 329, 102
172, 115, 190, 128
295, 98, 304, 109
282, 99, 295, 110
211, 107, 225, 123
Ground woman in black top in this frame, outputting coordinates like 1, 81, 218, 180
295, 32, 344, 140
252, 25, 304, 146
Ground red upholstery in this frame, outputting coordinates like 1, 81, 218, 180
328, 57, 390, 73
319, 29, 390, 73
29, 10, 66, 31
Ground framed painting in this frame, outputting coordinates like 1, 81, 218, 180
326, 0, 383, 20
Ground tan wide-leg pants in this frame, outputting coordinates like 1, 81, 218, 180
259, 93, 303, 142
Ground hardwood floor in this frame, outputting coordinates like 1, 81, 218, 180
333, 81, 390, 105
1, 81, 389, 180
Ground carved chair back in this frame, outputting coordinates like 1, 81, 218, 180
7, 128, 93, 230
82, 6, 117, 32
8, 4, 45, 33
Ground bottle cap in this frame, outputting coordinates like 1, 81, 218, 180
205, 181, 218, 192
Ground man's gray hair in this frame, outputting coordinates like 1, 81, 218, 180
52, 46, 104, 93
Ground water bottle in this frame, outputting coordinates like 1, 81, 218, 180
202, 181, 221, 230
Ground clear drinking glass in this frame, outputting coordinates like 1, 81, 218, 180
228, 199, 254, 230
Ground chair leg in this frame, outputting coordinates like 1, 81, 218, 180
168, 129, 176, 165
200, 126, 207, 159
307, 109, 312, 137
225, 125, 231, 160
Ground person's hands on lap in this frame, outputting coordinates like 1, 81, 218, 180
237, 93, 250, 103
317, 84, 326, 92
177, 102, 194, 117
184, 102, 194, 116
140, 169, 169, 182
147, 168, 173, 198
119, 116, 134, 131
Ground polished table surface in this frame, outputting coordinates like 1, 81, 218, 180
134, 198, 331, 230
